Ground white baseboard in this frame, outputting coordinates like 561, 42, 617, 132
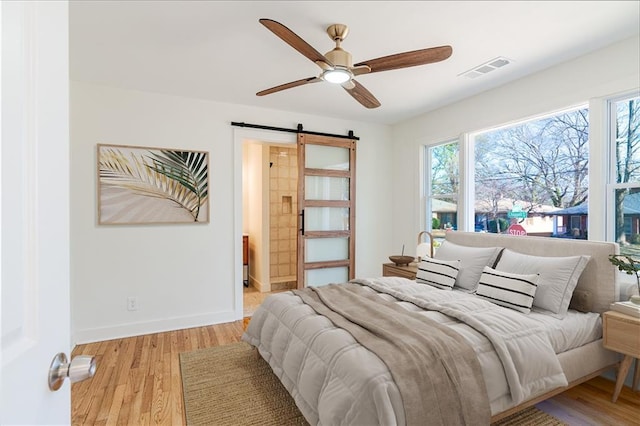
72, 310, 241, 345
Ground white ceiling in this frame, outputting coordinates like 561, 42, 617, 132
70, 1, 640, 125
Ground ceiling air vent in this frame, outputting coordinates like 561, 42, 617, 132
459, 56, 512, 79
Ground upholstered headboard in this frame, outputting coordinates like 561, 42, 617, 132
444, 232, 620, 314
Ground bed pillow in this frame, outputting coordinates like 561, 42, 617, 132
434, 241, 503, 292
476, 266, 539, 314
416, 258, 460, 290
494, 249, 590, 317
569, 289, 592, 313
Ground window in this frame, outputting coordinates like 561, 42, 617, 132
425, 141, 459, 241
608, 94, 640, 256
422, 98, 640, 246
473, 107, 589, 237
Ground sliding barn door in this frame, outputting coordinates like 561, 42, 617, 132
297, 133, 356, 288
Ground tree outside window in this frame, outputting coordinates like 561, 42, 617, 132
427, 141, 458, 240
474, 107, 589, 237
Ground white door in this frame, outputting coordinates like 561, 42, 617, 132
1, 2, 71, 424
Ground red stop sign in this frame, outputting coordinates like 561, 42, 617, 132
507, 224, 527, 236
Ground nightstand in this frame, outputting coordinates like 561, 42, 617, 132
602, 310, 640, 402
382, 262, 418, 280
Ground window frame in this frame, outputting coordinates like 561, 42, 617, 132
605, 91, 640, 246
466, 104, 588, 237
421, 93, 640, 245
423, 139, 461, 232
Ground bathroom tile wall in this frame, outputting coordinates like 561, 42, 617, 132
269, 147, 297, 287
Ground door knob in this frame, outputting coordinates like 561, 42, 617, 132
48, 352, 96, 391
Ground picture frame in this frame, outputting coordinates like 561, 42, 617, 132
97, 143, 209, 225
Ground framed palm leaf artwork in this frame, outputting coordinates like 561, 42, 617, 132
97, 144, 209, 224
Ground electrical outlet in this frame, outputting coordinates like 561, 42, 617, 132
127, 297, 138, 311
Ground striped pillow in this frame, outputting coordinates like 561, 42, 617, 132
416, 258, 461, 290
476, 266, 539, 314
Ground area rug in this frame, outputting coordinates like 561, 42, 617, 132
180, 342, 566, 426
180, 342, 308, 425
492, 406, 567, 426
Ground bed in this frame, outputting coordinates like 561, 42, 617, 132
242, 232, 622, 425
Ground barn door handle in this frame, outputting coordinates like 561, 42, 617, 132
300, 209, 305, 236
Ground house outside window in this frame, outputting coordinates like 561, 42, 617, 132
473, 107, 589, 238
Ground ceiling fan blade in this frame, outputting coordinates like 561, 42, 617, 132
342, 80, 381, 109
257, 77, 321, 96
259, 19, 334, 68
354, 45, 452, 73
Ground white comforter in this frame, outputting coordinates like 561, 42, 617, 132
242, 277, 569, 425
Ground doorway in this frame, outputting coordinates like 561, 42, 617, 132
238, 130, 297, 317
234, 127, 358, 318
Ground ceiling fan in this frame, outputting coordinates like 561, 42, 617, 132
256, 18, 453, 109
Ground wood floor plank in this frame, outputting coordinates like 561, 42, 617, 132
105, 383, 126, 426
169, 330, 185, 425
127, 369, 148, 425
115, 371, 135, 426
130, 335, 144, 369
150, 361, 167, 424
556, 376, 639, 425
146, 333, 162, 424
71, 321, 640, 425
92, 361, 118, 424
205, 327, 220, 346
155, 336, 173, 424
128, 334, 151, 424
72, 341, 106, 423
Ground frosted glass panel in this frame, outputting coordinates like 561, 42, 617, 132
305, 267, 349, 287
306, 207, 349, 231
305, 176, 349, 200
305, 145, 349, 170
306, 238, 348, 262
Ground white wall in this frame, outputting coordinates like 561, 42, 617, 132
70, 82, 393, 344
390, 35, 640, 253
244, 142, 269, 291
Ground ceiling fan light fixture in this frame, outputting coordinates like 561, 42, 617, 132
322, 68, 352, 84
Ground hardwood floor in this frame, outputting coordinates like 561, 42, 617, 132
72, 322, 640, 425
71, 321, 244, 425
538, 377, 640, 425
243, 286, 288, 317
